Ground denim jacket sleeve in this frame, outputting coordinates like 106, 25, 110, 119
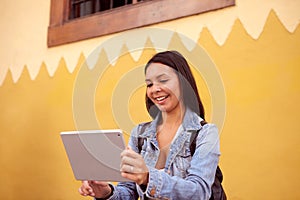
99, 181, 139, 200
131, 123, 220, 200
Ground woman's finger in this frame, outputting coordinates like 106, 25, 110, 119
121, 151, 144, 167
121, 168, 149, 185
120, 154, 136, 166
120, 163, 135, 173
121, 147, 140, 159
79, 181, 93, 196
78, 187, 85, 195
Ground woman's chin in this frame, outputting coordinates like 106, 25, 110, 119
156, 105, 167, 112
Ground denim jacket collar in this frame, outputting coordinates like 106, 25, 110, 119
140, 107, 204, 139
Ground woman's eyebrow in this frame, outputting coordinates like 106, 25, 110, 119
145, 73, 168, 82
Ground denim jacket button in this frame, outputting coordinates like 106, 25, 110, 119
150, 186, 156, 196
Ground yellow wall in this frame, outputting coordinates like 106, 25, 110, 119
200, 12, 300, 199
0, 0, 300, 199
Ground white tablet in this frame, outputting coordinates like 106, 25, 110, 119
60, 129, 129, 182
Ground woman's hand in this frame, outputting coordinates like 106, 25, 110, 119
120, 146, 149, 185
78, 180, 112, 198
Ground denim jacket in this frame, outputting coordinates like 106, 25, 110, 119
105, 108, 220, 200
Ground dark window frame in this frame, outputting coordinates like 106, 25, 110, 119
48, 0, 235, 47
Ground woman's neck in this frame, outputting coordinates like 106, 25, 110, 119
156, 105, 186, 148
161, 104, 186, 128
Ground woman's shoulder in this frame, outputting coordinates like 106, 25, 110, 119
197, 122, 219, 146
131, 121, 153, 137
199, 122, 219, 134
135, 121, 152, 131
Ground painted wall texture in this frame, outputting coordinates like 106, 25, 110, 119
0, 0, 300, 199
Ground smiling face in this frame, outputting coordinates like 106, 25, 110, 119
145, 63, 184, 114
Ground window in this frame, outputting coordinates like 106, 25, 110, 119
69, 0, 146, 19
48, 0, 235, 47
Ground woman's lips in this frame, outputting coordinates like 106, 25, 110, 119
155, 95, 168, 104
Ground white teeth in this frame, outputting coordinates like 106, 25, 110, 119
156, 96, 166, 101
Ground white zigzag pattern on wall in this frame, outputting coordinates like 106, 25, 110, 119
0, 0, 299, 86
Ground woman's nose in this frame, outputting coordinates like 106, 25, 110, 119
152, 83, 161, 93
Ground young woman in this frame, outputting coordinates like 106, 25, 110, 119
79, 51, 220, 199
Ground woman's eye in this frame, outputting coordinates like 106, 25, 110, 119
146, 83, 153, 88
160, 79, 168, 83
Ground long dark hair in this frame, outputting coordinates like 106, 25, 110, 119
144, 50, 205, 120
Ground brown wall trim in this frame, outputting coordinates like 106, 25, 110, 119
48, 0, 235, 47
